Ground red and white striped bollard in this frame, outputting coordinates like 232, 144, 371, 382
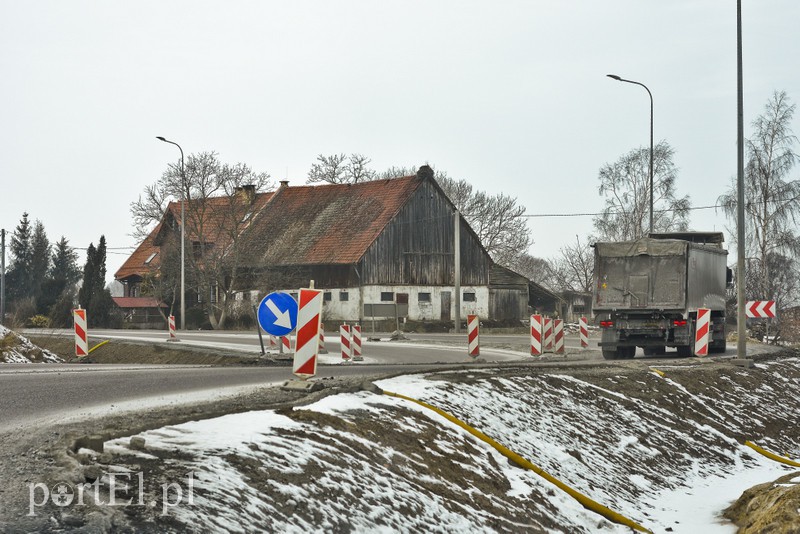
352, 325, 363, 361
579, 317, 589, 348
340, 324, 351, 361
73, 307, 88, 357
167, 315, 178, 341
553, 319, 564, 354
531, 314, 543, 356
292, 288, 322, 378
695, 308, 710, 356
543, 317, 554, 352
467, 314, 479, 357
318, 323, 328, 354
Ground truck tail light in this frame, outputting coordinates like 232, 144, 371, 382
600, 320, 614, 328
673, 320, 687, 327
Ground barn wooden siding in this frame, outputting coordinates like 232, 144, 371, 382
359, 178, 490, 286
489, 264, 529, 320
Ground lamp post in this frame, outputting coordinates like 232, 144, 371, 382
607, 74, 654, 235
156, 136, 186, 331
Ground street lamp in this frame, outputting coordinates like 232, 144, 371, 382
607, 74, 655, 235
156, 136, 186, 331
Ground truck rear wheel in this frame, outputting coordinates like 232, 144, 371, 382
709, 340, 727, 354
602, 349, 619, 360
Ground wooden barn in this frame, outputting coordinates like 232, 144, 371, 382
116, 166, 531, 325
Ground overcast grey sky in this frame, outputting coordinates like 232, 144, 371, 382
2, 1, 798, 282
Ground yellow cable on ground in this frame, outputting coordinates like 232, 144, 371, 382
382, 389, 652, 533
649, 368, 665, 378
744, 441, 800, 467
87, 339, 109, 354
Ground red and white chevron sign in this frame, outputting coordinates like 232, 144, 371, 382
293, 288, 322, 378
746, 300, 776, 318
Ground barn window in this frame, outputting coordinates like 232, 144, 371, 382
339, 291, 349, 301
323, 292, 332, 301
463, 292, 476, 302
380, 292, 394, 302
418, 292, 431, 303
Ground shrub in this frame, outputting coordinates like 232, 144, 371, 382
28, 315, 50, 328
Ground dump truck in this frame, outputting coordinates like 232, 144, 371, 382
592, 232, 731, 359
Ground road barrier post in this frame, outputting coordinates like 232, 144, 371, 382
695, 308, 710, 356
544, 317, 554, 352
73, 307, 88, 357
352, 324, 363, 361
554, 319, 564, 354
579, 317, 589, 348
531, 314, 542, 356
340, 324, 351, 361
467, 314, 479, 357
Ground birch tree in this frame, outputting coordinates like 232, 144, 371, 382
594, 141, 690, 241
718, 91, 800, 307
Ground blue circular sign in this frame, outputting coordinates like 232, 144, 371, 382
257, 292, 298, 336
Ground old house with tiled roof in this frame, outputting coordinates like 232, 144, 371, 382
116, 167, 531, 326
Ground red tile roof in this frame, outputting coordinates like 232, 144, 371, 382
241, 175, 424, 265
112, 297, 167, 309
115, 191, 274, 280
116, 175, 428, 279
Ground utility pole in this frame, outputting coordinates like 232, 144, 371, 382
736, 0, 747, 359
454, 210, 461, 334
1, 228, 5, 325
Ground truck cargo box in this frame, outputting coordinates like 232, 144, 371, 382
593, 237, 727, 313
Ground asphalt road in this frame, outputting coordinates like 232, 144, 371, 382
0, 361, 463, 434
5, 329, 540, 434
29, 328, 551, 363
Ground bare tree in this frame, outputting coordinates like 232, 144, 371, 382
131, 151, 273, 329
718, 91, 800, 306
511, 253, 555, 288
594, 141, 690, 241
436, 175, 532, 267
548, 235, 594, 292
307, 153, 377, 184
314, 157, 533, 266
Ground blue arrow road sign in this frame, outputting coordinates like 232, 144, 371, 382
257, 292, 298, 336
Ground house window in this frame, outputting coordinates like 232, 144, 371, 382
418, 292, 431, 303
463, 292, 476, 302
144, 252, 158, 265
324, 292, 332, 302
380, 292, 394, 302
339, 291, 349, 301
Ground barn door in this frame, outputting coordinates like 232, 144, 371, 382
440, 291, 451, 321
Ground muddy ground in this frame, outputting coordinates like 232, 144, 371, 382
1, 339, 798, 533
